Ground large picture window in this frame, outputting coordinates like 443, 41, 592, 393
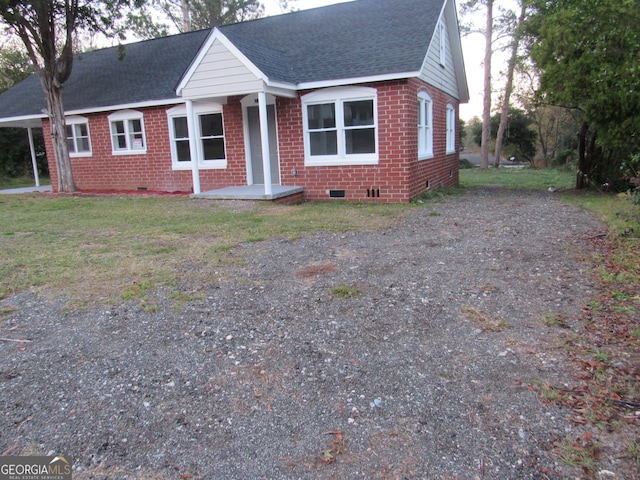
65, 116, 91, 156
108, 110, 146, 154
418, 92, 433, 159
167, 103, 227, 170
302, 87, 378, 166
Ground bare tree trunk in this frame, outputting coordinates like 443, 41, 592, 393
576, 121, 587, 189
480, 0, 493, 169
181, 0, 191, 32
535, 110, 548, 162
41, 77, 76, 193
494, 3, 526, 168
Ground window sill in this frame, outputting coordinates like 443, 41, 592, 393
418, 153, 434, 161
446, 149, 456, 155
172, 161, 227, 171
70, 152, 93, 158
111, 149, 148, 156
304, 155, 379, 167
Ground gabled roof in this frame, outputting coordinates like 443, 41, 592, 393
0, 0, 468, 127
217, 0, 442, 85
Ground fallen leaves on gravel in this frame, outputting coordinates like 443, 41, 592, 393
320, 431, 346, 464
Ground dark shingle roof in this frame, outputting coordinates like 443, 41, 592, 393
0, 0, 445, 122
0, 29, 210, 120
219, 0, 442, 84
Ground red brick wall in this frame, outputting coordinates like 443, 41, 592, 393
45, 103, 249, 193
407, 78, 460, 199
278, 81, 415, 203
277, 79, 459, 203
45, 79, 459, 202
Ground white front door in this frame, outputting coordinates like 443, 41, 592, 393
246, 104, 280, 185
242, 94, 280, 185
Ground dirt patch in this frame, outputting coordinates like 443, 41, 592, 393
295, 262, 339, 278
1, 188, 633, 478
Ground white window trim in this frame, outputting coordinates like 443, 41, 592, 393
418, 92, 433, 160
66, 115, 92, 157
302, 86, 379, 167
108, 109, 147, 155
167, 103, 227, 170
439, 21, 447, 67
446, 103, 456, 154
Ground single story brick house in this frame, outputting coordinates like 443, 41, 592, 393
0, 0, 469, 203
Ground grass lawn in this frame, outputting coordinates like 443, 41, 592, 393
0, 175, 51, 190
460, 165, 575, 190
1, 167, 637, 303
0, 195, 407, 302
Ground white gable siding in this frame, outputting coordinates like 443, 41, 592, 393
420, 20, 459, 99
180, 38, 264, 99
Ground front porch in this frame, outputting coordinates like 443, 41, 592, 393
192, 184, 303, 202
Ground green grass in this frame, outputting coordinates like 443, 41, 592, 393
0, 196, 407, 301
562, 191, 640, 237
2, 166, 638, 305
0, 175, 51, 189
460, 166, 575, 190
330, 285, 361, 298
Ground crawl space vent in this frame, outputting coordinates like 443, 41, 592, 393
329, 190, 346, 198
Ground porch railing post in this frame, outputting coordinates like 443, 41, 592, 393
186, 99, 201, 195
258, 91, 272, 196
27, 127, 40, 187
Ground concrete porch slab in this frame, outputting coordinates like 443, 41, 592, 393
191, 185, 303, 201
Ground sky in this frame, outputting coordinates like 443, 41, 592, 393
261, 0, 508, 121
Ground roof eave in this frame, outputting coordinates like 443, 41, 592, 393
448, 0, 470, 102
0, 114, 46, 128
296, 71, 422, 91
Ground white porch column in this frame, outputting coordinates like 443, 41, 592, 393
27, 127, 40, 187
257, 91, 272, 196
186, 99, 201, 195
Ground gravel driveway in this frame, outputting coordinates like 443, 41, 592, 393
0, 188, 606, 479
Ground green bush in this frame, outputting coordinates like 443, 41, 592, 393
459, 158, 475, 169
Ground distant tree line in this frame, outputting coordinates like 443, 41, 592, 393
461, 0, 639, 190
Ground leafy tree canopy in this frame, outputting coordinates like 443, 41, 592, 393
0, 41, 32, 93
526, 0, 640, 152
126, 0, 264, 40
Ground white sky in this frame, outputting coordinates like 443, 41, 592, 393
262, 0, 513, 121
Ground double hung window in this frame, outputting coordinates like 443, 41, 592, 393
167, 103, 226, 169
65, 116, 91, 156
108, 110, 146, 154
302, 87, 378, 166
439, 21, 447, 67
418, 92, 433, 159
446, 104, 456, 153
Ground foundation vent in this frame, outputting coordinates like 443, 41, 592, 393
329, 189, 346, 198
367, 188, 380, 198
